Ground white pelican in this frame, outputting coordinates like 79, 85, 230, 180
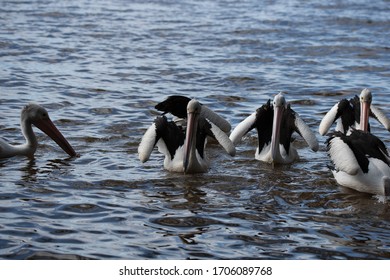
319, 88, 390, 136
326, 129, 390, 196
138, 98, 235, 173
0, 103, 76, 159
230, 92, 319, 164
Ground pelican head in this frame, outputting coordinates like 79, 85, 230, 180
273, 92, 287, 108
183, 99, 202, 173
359, 88, 372, 132
22, 103, 76, 157
187, 99, 202, 116
22, 104, 50, 126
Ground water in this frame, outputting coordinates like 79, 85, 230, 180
1, 0, 390, 259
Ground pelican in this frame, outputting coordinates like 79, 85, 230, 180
230, 93, 318, 164
0, 103, 76, 159
326, 129, 390, 196
138, 98, 235, 173
319, 88, 390, 136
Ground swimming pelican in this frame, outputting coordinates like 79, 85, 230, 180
0, 103, 76, 159
138, 98, 235, 173
326, 129, 390, 196
230, 92, 318, 164
319, 88, 390, 136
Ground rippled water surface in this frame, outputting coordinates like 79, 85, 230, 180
1, 0, 390, 259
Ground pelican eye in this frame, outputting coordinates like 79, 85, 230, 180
361, 96, 372, 102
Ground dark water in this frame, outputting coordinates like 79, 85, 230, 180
1, 0, 390, 259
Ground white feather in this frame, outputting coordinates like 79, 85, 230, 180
328, 137, 360, 175
255, 143, 298, 164
158, 143, 183, 172
229, 112, 257, 145
294, 113, 319, 151
319, 102, 340, 135
138, 123, 157, 163
370, 104, 390, 131
332, 158, 390, 196
155, 139, 209, 173
208, 119, 236, 156
201, 105, 231, 133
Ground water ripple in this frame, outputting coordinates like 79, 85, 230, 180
1, 0, 390, 260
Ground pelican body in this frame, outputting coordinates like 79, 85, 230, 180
0, 103, 76, 159
326, 129, 390, 196
230, 93, 318, 164
323, 89, 390, 196
138, 97, 235, 173
319, 88, 390, 136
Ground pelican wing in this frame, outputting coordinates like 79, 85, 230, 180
370, 104, 390, 131
326, 133, 360, 175
319, 102, 340, 135
138, 123, 158, 163
138, 116, 185, 162
347, 130, 390, 167
294, 113, 319, 152
319, 98, 356, 135
229, 112, 257, 145
201, 105, 231, 133
206, 119, 236, 156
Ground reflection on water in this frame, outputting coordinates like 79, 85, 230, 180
1, 0, 390, 259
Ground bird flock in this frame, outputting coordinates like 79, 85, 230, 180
1, 88, 390, 196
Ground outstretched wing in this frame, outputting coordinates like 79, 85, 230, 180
194, 117, 235, 158
319, 102, 340, 136
370, 104, 390, 132
206, 119, 235, 156
138, 116, 185, 162
138, 122, 158, 163
230, 100, 273, 152
319, 98, 355, 135
229, 112, 257, 145
201, 105, 231, 133
293, 111, 319, 152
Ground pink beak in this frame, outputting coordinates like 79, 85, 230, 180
360, 100, 370, 132
271, 105, 284, 161
33, 118, 77, 157
183, 111, 197, 173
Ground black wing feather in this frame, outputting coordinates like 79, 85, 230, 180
327, 130, 389, 173
254, 100, 274, 152
154, 116, 185, 160
280, 104, 297, 154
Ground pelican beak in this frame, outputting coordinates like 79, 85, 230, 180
183, 110, 197, 173
360, 99, 370, 132
33, 118, 77, 157
271, 105, 284, 162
